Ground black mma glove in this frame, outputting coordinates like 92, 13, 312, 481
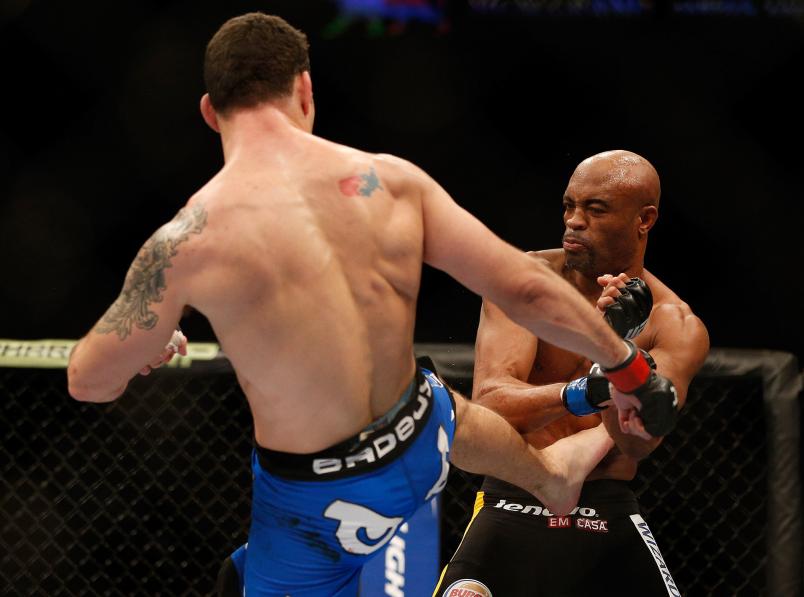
602, 341, 678, 437
634, 373, 678, 437
561, 364, 610, 416
563, 349, 656, 417
603, 277, 653, 339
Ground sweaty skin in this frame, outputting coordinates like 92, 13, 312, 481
67, 76, 640, 514
473, 151, 710, 475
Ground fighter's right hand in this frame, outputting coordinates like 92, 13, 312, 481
139, 328, 187, 376
603, 342, 678, 437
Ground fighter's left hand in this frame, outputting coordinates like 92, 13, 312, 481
139, 329, 188, 375
595, 273, 630, 313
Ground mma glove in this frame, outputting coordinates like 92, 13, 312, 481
602, 341, 678, 437
562, 349, 656, 417
561, 364, 610, 416
604, 277, 653, 339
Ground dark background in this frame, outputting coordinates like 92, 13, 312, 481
1, 0, 802, 362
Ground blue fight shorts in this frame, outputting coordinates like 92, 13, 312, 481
241, 365, 456, 596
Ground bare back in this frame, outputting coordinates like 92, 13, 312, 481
183, 134, 425, 452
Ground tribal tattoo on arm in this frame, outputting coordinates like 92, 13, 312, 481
95, 204, 208, 340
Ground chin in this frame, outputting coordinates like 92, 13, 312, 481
565, 254, 594, 274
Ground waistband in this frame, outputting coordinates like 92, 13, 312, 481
354, 376, 416, 440
482, 477, 639, 510
256, 367, 435, 481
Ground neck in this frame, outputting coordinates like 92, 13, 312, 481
569, 255, 645, 298
218, 105, 306, 163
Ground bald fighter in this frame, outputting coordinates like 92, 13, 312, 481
435, 150, 709, 597
67, 13, 672, 596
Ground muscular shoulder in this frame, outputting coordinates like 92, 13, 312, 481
643, 270, 699, 323
529, 248, 565, 274
641, 271, 709, 355
651, 302, 707, 338
373, 153, 428, 199
373, 152, 421, 174
145, 200, 210, 271
113, 200, 209, 315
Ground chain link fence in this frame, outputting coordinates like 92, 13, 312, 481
2, 368, 253, 596
1, 345, 800, 596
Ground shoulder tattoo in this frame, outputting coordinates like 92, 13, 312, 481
95, 204, 207, 340
338, 166, 383, 198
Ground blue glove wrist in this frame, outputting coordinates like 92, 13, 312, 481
561, 377, 601, 416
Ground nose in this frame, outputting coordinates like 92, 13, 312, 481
565, 207, 587, 230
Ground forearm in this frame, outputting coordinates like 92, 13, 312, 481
67, 337, 128, 403
495, 267, 628, 369
475, 380, 567, 433
600, 406, 660, 460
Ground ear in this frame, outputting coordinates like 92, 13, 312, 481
299, 71, 314, 118
638, 205, 658, 236
200, 94, 220, 133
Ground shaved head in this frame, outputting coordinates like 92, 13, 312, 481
572, 150, 661, 209
562, 150, 661, 277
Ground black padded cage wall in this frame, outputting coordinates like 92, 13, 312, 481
1, 341, 801, 596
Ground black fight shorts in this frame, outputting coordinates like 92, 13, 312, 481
434, 478, 681, 597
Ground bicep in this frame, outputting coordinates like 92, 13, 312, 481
647, 308, 710, 408
89, 267, 185, 375
473, 299, 538, 396
420, 173, 528, 300
70, 218, 200, 394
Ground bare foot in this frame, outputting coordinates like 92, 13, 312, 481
530, 424, 614, 515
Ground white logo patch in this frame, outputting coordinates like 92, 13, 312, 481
324, 500, 403, 555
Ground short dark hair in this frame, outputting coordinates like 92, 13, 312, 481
204, 13, 310, 114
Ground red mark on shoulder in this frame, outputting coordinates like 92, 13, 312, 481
339, 176, 360, 196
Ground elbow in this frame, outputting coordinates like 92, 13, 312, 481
67, 368, 90, 402
472, 381, 497, 406
67, 369, 120, 403
472, 381, 516, 420
67, 380, 104, 403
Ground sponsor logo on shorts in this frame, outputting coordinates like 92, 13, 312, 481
384, 524, 408, 597
492, 499, 597, 518
442, 579, 492, 597
324, 501, 403, 555
630, 514, 681, 596
494, 499, 608, 532
576, 517, 608, 532
312, 380, 432, 475
548, 516, 570, 528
